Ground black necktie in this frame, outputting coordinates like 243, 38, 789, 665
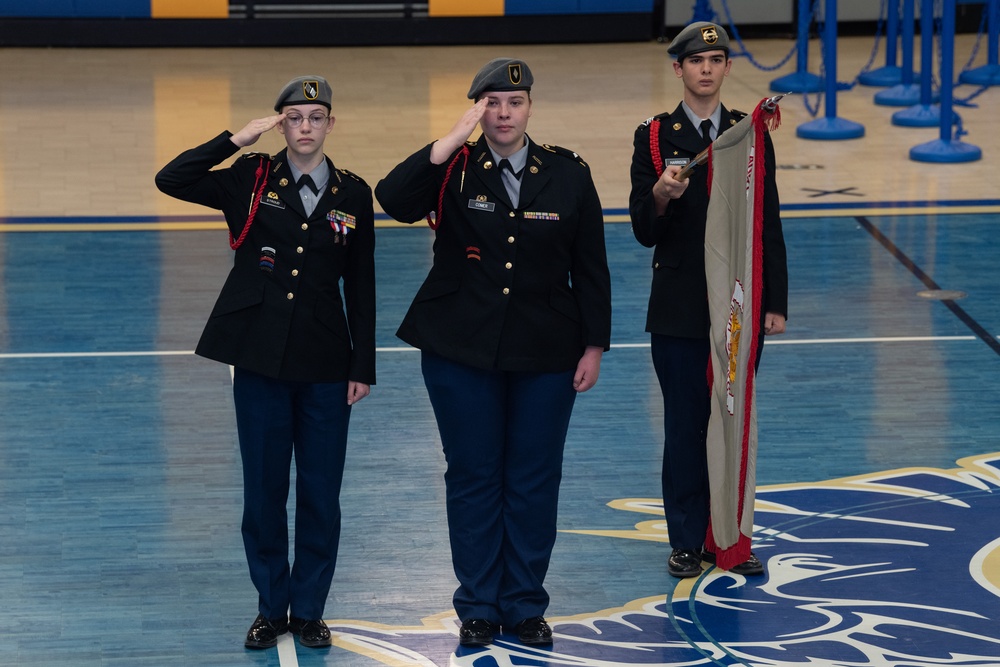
498, 158, 522, 181
297, 174, 319, 195
700, 119, 713, 146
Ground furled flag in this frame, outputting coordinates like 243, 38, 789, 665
702, 97, 782, 570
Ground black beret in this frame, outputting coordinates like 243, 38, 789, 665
467, 58, 533, 100
667, 22, 730, 61
273, 75, 332, 111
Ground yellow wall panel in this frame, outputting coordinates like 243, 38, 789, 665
154, 76, 231, 213
151, 0, 228, 18
430, 72, 477, 140
429, 0, 504, 17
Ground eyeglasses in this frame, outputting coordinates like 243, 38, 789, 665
284, 113, 329, 128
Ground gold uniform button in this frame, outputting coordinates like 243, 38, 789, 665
296, 246, 304, 254
508, 211, 515, 218
301, 223, 308, 230
291, 269, 299, 277
286, 292, 294, 300
507, 236, 515, 244
502, 288, 510, 295
505, 262, 512, 269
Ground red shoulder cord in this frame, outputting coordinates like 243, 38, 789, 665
426, 146, 470, 230
230, 157, 270, 250
649, 119, 664, 178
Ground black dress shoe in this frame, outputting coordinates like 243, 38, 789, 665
701, 548, 765, 576
667, 548, 703, 578
514, 616, 553, 645
245, 613, 288, 650
288, 616, 332, 648
459, 618, 500, 646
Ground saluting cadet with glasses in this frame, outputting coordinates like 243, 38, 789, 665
155, 75, 376, 651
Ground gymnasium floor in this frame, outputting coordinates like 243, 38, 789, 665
2, 34, 1000, 667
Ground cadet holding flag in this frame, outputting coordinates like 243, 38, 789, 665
155, 75, 375, 650
376, 58, 611, 647
628, 23, 788, 579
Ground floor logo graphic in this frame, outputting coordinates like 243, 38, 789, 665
330, 453, 1000, 666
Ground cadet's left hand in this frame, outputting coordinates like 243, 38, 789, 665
764, 313, 786, 335
347, 381, 371, 405
573, 346, 604, 393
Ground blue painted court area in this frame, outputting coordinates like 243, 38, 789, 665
1, 212, 999, 666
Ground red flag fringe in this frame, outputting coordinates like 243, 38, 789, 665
703, 99, 772, 572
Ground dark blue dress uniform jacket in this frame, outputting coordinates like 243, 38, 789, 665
375, 137, 612, 372
629, 103, 788, 338
155, 132, 376, 385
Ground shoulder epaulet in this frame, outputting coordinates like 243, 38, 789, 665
541, 144, 588, 168
464, 140, 478, 148
241, 151, 272, 160
638, 111, 671, 129
336, 168, 364, 182
730, 108, 748, 120
333, 168, 370, 188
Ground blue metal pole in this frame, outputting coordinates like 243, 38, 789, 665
771, 0, 824, 92
938, 0, 956, 142
992, 0, 999, 64
893, 0, 942, 125
959, 0, 1000, 85
910, 0, 982, 161
824, 0, 838, 120
691, 0, 714, 22
887, 0, 900, 68
875, 0, 922, 104
796, 0, 866, 139
860, 0, 905, 86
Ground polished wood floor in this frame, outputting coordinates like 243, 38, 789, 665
2, 35, 1000, 667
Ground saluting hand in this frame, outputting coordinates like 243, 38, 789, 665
230, 113, 286, 148
430, 98, 489, 164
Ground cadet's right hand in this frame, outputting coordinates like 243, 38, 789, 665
655, 165, 690, 200
230, 113, 286, 148
430, 98, 489, 164
652, 164, 690, 215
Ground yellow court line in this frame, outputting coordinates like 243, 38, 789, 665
2, 205, 1000, 233
0, 222, 227, 233
780, 205, 1000, 219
